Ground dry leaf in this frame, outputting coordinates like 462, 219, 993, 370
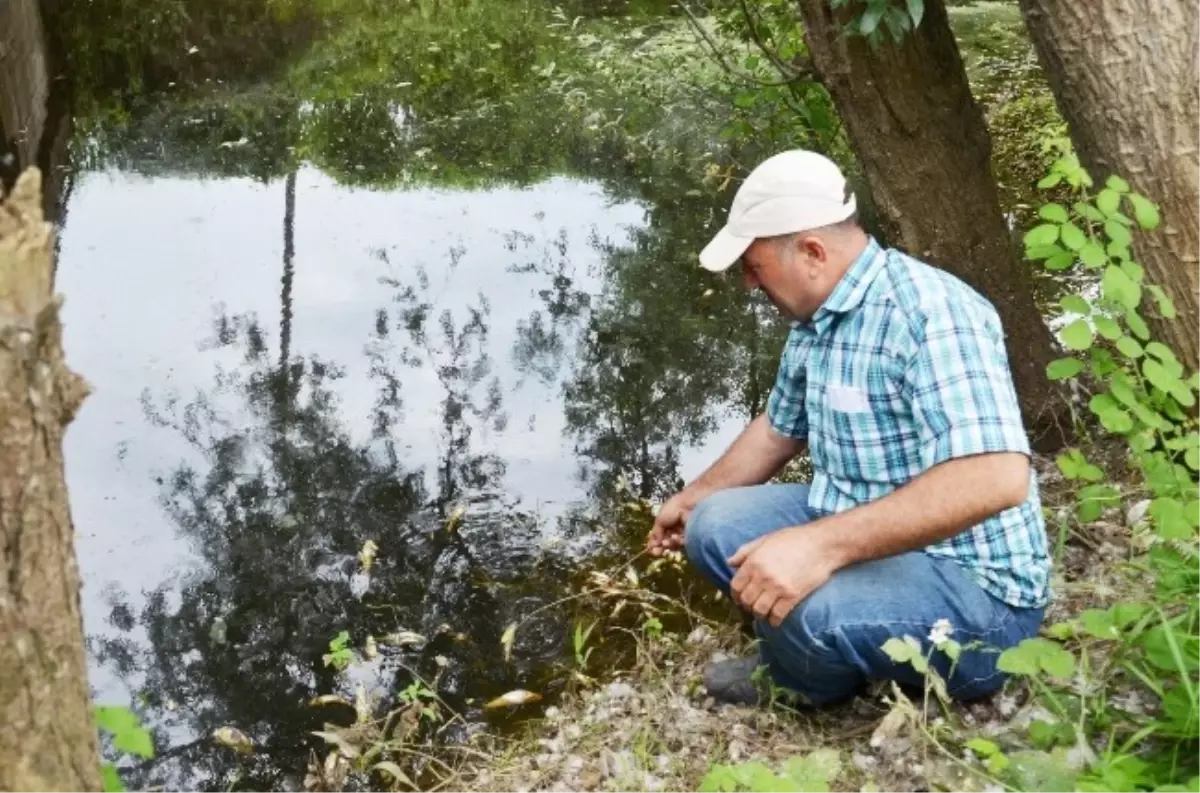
445, 504, 466, 533
355, 683, 371, 724
372, 761, 415, 790
313, 728, 361, 759
624, 567, 639, 587
212, 726, 254, 754
485, 689, 542, 709
358, 540, 379, 572
500, 623, 517, 661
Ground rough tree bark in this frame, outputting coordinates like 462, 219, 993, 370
1016, 0, 1199, 370
796, 0, 1067, 450
0, 168, 99, 790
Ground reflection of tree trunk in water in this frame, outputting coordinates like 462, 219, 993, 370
279, 170, 297, 373
275, 170, 297, 426
743, 304, 762, 419
0, 169, 100, 791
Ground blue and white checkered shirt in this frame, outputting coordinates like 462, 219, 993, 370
766, 237, 1050, 609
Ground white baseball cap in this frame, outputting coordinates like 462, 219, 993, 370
698, 149, 857, 272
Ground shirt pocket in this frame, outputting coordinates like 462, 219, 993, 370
817, 375, 915, 484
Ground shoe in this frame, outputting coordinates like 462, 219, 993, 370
703, 655, 768, 706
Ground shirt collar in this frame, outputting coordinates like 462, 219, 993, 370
809, 236, 885, 334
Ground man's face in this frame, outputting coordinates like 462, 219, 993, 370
739, 236, 825, 322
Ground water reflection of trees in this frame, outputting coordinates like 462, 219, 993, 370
91, 241, 578, 789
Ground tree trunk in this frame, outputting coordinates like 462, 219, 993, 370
796, 0, 1067, 450
0, 167, 99, 791
1016, 0, 1199, 370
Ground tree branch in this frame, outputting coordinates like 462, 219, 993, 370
675, 1, 809, 88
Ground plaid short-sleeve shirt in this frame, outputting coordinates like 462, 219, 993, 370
766, 237, 1050, 609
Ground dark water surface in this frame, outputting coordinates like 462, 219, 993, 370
54, 2, 785, 787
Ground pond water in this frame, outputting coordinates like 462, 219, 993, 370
32, 0, 1071, 788
55, 3, 789, 787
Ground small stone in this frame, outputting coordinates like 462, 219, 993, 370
644, 773, 665, 791
852, 751, 878, 772
996, 695, 1018, 719
686, 626, 712, 644
655, 754, 671, 774
564, 755, 585, 777
544, 706, 561, 720
563, 724, 583, 741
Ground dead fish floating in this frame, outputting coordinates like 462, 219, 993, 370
484, 689, 542, 709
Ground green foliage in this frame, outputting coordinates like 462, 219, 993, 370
1002, 147, 1200, 791
574, 619, 598, 668
700, 749, 842, 792
95, 705, 155, 792
323, 630, 354, 671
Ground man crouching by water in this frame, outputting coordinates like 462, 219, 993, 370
647, 149, 1050, 707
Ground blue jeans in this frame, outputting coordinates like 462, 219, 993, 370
685, 484, 1045, 705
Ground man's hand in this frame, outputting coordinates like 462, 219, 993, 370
647, 493, 693, 556
728, 526, 840, 627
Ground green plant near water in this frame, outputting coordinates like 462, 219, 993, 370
323, 629, 355, 671
95, 705, 154, 792
882, 145, 1198, 792
574, 619, 598, 668
700, 748, 843, 792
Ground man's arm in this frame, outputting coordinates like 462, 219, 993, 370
647, 414, 802, 555
678, 413, 803, 508
804, 450, 1028, 568
728, 451, 1030, 624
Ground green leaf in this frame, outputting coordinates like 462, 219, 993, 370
1075, 201, 1106, 223
1116, 336, 1144, 359
1105, 219, 1132, 247
95, 706, 139, 737
1094, 315, 1122, 340
1102, 265, 1141, 309
997, 638, 1074, 679
966, 738, 1000, 757
114, 726, 155, 759
1151, 498, 1192, 540
1096, 188, 1121, 216
1125, 308, 1150, 340
1041, 646, 1076, 679
1145, 342, 1176, 363
1024, 224, 1060, 248
1143, 358, 1180, 393
1081, 609, 1117, 638
1060, 295, 1090, 315
1037, 172, 1063, 189
102, 765, 126, 793
1009, 750, 1078, 792
1027, 243, 1066, 261
1060, 319, 1093, 351
1079, 242, 1108, 268
1059, 222, 1087, 250
859, 2, 885, 35
1045, 252, 1076, 271
1147, 285, 1178, 318
1106, 175, 1130, 193
882, 637, 915, 663
1127, 193, 1161, 229
905, 0, 924, 27
1120, 259, 1145, 282
785, 749, 842, 792
1046, 358, 1083, 380
1038, 203, 1069, 223
700, 765, 741, 792
1169, 380, 1196, 408
1186, 446, 1199, 472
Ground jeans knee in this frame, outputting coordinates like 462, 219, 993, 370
683, 490, 735, 567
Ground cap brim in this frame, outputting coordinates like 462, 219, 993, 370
698, 226, 753, 272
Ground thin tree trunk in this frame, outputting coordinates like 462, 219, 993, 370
796, 0, 1067, 450
1016, 0, 1199, 370
0, 168, 99, 790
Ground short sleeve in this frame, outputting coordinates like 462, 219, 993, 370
766, 330, 809, 439
902, 305, 1030, 468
